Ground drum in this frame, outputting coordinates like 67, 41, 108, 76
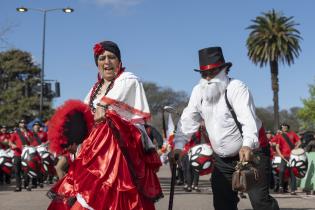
0, 149, 14, 175
289, 148, 308, 178
21, 146, 42, 178
188, 143, 214, 176
271, 155, 290, 180
272, 156, 282, 174
36, 144, 55, 174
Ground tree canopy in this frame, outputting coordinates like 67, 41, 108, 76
0, 49, 54, 127
246, 9, 302, 131
143, 81, 188, 132
298, 81, 315, 130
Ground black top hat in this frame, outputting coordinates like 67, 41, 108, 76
194, 47, 232, 72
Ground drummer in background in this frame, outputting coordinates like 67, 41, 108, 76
30, 122, 48, 146
266, 130, 276, 190
274, 123, 301, 195
0, 125, 11, 185
181, 124, 209, 192
29, 121, 48, 188
9, 119, 31, 192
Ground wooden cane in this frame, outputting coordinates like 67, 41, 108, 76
168, 153, 179, 210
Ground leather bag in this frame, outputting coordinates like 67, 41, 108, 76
232, 161, 259, 192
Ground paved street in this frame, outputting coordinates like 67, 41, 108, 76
1, 165, 315, 210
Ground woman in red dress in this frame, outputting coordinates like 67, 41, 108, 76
47, 41, 163, 210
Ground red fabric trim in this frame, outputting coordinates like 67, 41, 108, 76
101, 97, 151, 121
200, 62, 222, 71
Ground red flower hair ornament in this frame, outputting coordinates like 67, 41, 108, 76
93, 43, 105, 56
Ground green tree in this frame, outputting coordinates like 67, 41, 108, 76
143, 82, 188, 135
0, 49, 54, 127
246, 9, 302, 131
298, 82, 315, 130
279, 107, 301, 131
256, 106, 301, 133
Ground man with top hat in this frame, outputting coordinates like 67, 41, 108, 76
274, 123, 301, 195
172, 46, 279, 210
0, 125, 11, 184
9, 119, 32, 191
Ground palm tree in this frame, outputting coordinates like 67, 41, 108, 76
246, 9, 302, 131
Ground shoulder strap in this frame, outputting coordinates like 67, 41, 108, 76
281, 133, 295, 150
33, 133, 42, 145
16, 130, 28, 145
225, 89, 243, 136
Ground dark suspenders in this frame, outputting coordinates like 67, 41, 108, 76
225, 89, 243, 136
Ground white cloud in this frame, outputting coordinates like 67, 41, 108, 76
94, 0, 142, 7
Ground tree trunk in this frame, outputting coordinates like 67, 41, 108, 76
270, 60, 279, 132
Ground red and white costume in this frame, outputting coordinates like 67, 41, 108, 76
30, 131, 48, 147
0, 132, 11, 150
10, 130, 31, 157
48, 71, 162, 210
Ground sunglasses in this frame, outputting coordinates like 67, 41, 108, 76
200, 68, 221, 78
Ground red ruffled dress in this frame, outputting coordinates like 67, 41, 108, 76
47, 110, 163, 210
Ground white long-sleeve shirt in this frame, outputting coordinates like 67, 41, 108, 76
174, 78, 262, 157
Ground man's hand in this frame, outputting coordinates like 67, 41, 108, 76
239, 146, 253, 162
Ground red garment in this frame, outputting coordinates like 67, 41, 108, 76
182, 126, 210, 155
183, 131, 202, 155
258, 127, 269, 148
10, 130, 31, 156
274, 131, 300, 158
268, 135, 277, 159
30, 131, 48, 146
0, 133, 11, 149
48, 111, 162, 210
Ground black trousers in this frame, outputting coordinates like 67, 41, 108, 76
0, 170, 10, 184
279, 158, 296, 191
211, 147, 279, 210
182, 154, 199, 187
13, 156, 30, 189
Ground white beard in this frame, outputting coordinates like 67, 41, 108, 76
199, 70, 229, 105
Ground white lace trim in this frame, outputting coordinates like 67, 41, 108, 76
76, 193, 94, 210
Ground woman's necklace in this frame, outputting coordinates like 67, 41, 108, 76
89, 79, 114, 113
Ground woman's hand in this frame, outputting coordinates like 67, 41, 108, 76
94, 104, 107, 123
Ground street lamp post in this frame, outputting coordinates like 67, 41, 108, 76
16, 7, 74, 118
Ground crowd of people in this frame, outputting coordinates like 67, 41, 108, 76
1, 41, 315, 210
0, 120, 56, 191
267, 123, 315, 195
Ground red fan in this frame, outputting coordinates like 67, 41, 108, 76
48, 100, 94, 155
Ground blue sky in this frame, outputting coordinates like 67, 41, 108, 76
1, 0, 315, 111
